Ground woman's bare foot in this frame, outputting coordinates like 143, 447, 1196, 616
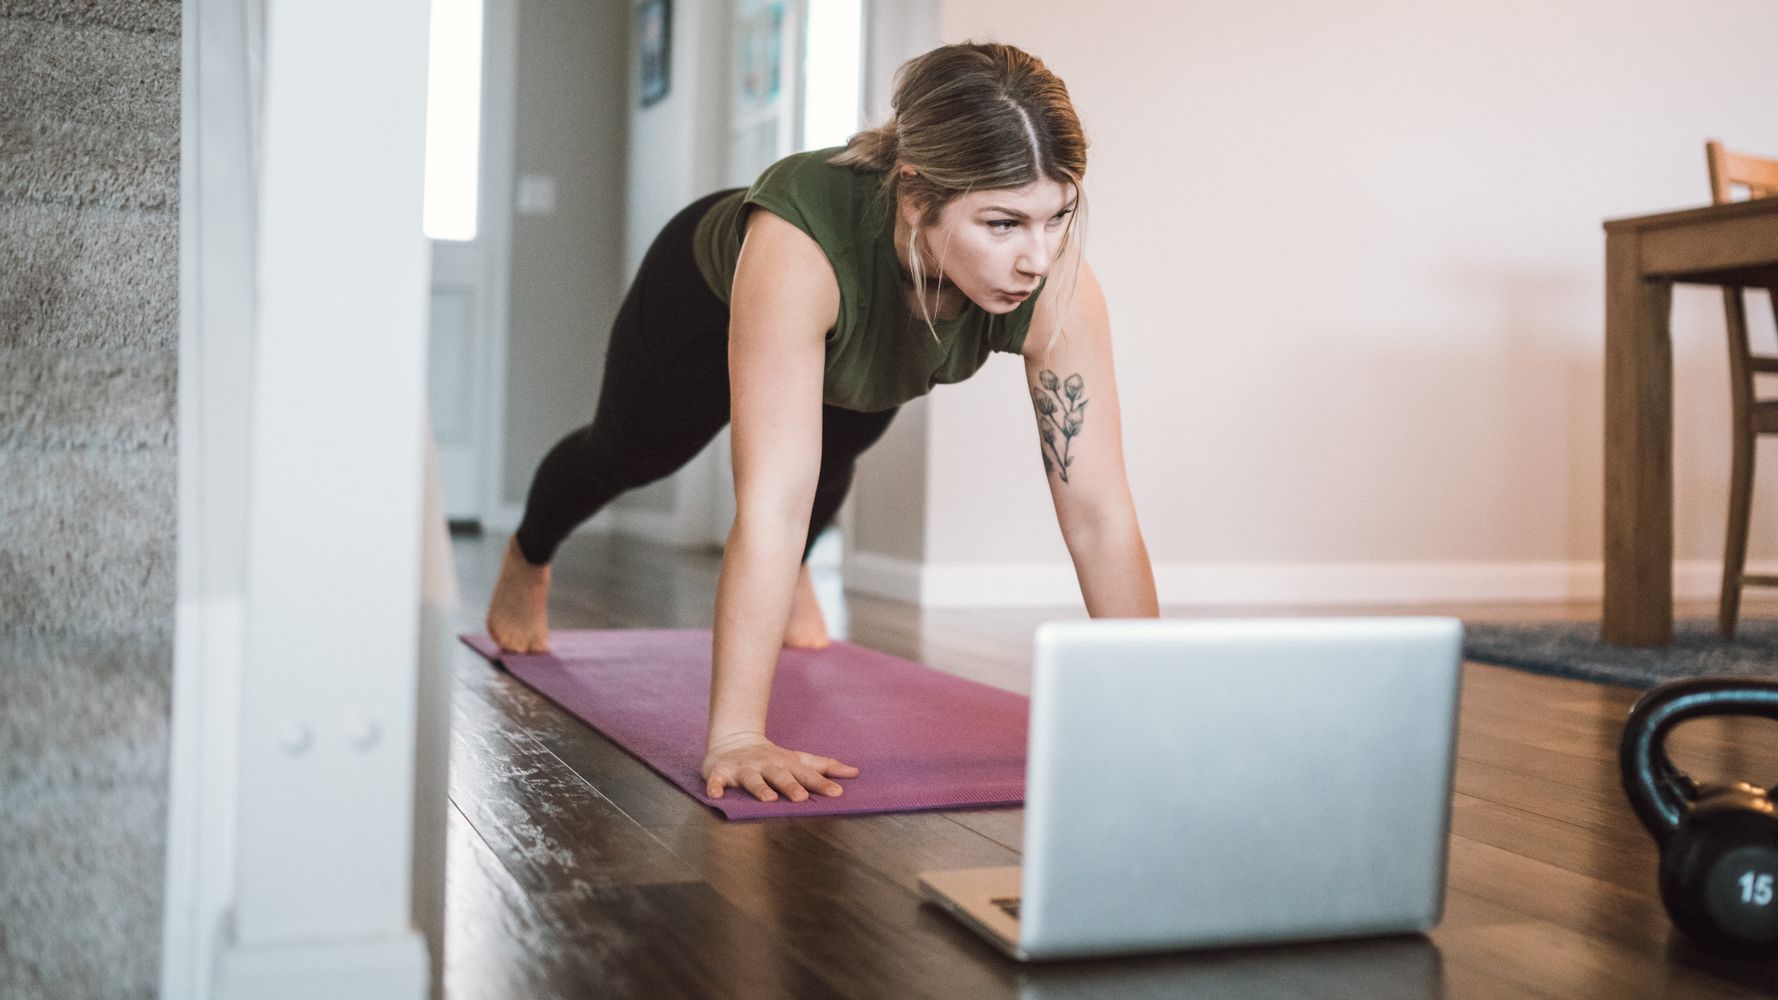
486, 535, 552, 653
782, 561, 832, 649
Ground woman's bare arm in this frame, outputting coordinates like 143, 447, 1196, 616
1022, 258, 1158, 617
702, 208, 860, 802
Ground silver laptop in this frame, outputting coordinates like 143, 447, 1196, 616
918, 616, 1463, 961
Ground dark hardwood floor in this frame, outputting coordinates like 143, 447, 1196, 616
443, 530, 1778, 999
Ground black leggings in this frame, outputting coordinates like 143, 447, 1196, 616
514, 187, 899, 567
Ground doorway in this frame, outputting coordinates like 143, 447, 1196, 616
424, 0, 517, 526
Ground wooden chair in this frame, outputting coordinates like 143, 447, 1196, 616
1706, 139, 1778, 637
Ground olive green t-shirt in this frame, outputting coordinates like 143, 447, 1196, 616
691, 146, 1046, 413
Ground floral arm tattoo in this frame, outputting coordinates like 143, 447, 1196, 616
1031, 369, 1088, 484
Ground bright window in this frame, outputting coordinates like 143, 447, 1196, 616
423, 0, 485, 241
800, 0, 862, 151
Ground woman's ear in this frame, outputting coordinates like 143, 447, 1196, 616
895, 186, 923, 230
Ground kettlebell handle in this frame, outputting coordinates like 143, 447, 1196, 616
1618, 677, 1778, 845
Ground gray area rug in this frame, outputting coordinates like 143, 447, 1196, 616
2, 4, 181, 997
1462, 618, 1778, 689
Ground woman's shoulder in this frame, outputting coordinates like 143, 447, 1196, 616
749, 146, 876, 200
744, 146, 882, 254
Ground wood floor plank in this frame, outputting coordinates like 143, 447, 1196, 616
446, 804, 847, 1000
1455, 755, 1645, 834
1251, 936, 1452, 1000
798, 809, 1023, 888
1451, 794, 1655, 884
941, 809, 1024, 853
1447, 830, 1665, 938
1433, 890, 1770, 1000
452, 646, 714, 831
1455, 728, 1625, 789
447, 670, 700, 892
643, 816, 1027, 1000
445, 805, 586, 999
996, 935, 1448, 1000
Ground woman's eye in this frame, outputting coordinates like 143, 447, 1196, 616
990, 210, 1070, 232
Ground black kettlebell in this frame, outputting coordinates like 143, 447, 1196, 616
1619, 677, 1778, 954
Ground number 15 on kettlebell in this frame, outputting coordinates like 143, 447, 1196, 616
1741, 871, 1775, 907
1619, 677, 1778, 954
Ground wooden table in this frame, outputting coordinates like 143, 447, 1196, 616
1603, 197, 1778, 645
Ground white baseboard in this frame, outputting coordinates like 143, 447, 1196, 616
215, 933, 429, 1000
840, 555, 1773, 609
477, 511, 1762, 610
844, 550, 925, 603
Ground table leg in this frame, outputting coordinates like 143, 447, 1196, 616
1603, 229, 1674, 645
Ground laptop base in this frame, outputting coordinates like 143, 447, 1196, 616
917, 866, 1026, 960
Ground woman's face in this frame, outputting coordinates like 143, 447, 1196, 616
901, 174, 1078, 314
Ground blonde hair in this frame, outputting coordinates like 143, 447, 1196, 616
828, 41, 1089, 353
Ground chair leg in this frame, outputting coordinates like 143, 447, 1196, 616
1721, 427, 1755, 639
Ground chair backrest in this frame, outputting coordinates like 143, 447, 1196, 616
1706, 139, 1778, 205
1706, 140, 1778, 397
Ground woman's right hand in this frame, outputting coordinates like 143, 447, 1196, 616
701, 732, 859, 802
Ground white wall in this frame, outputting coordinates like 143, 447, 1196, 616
847, 0, 942, 567
612, 0, 733, 528
500, 0, 631, 505
911, 0, 1778, 605
623, 0, 729, 279
495, 0, 727, 537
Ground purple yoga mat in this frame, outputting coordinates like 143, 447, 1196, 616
459, 629, 1028, 820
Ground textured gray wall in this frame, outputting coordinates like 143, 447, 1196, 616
500, 0, 631, 505
0, 1, 180, 997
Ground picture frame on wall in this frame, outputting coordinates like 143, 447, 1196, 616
638, 0, 671, 107
737, 0, 784, 110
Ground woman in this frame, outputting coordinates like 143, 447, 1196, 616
487, 41, 1158, 803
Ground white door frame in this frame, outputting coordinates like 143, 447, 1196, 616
477, 0, 519, 527
428, 0, 518, 525
166, 1, 441, 996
